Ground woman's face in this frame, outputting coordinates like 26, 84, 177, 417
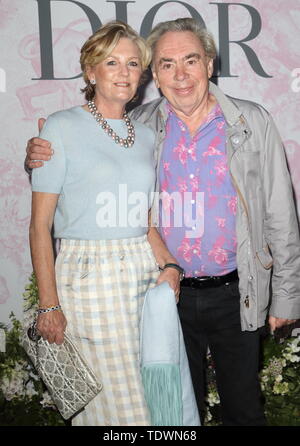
88, 37, 142, 110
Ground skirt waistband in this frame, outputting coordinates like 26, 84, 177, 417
59, 235, 149, 255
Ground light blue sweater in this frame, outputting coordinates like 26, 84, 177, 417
32, 106, 156, 240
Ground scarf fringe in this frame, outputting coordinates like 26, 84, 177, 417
141, 363, 183, 426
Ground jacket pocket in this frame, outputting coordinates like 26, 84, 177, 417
256, 246, 273, 269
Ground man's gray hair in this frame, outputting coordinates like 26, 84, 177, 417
147, 17, 217, 63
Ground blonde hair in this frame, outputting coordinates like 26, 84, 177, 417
147, 17, 217, 65
80, 21, 152, 101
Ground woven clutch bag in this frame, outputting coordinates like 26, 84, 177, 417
21, 322, 102, 420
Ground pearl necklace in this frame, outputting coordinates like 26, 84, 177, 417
87, 100, 135, 148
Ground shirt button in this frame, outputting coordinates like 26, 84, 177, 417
193, 249, 198, 254
189, 174, 194, 179
248, 275, 253, 281
192, 226, 196, 230
188, 149, 192, 154
191, 199, 195, 204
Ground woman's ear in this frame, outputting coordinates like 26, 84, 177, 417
85, 65, 94, 83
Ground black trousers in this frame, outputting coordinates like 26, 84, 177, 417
177, 280, 266, 426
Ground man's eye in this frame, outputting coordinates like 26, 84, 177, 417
162, 63, 173, 70
187, 59, 197, 65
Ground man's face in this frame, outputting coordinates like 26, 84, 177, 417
152, 31, 213, 115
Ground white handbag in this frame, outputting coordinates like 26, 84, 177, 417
21, 320, 102, 420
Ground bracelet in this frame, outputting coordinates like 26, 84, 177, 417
163, 263, 185, 280
37, 304, 62, 315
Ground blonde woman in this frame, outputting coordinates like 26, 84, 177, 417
29, 21, 181, 426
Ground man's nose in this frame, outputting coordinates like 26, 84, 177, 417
174, 64, 187, 81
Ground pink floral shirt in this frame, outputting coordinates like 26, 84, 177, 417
158, 102, 237, 277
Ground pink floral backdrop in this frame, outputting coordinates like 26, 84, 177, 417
0, 0, 299, 323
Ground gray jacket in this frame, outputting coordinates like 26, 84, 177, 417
130, 81, 300, 331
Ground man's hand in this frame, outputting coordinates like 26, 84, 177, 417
25, 118, 53, 169
157, 268, 181, 303
268, 315, 297, 333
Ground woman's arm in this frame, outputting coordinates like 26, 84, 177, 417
29, 191, 67, 344
147, 225, 181, 301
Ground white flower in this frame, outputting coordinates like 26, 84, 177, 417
275, 375, 283, 383
290, 343, 300, 353
14, 360, 27, 373
261, 374, 269, 383
205, 408, 213, 422
273, 381, 289, 395
25, 380, 38, 399
1, 375, 25, 401
285, 339, 300, 355
206, 391, 220, 407
40, 391, 56, 409
0, 360, 30, 401
283, 352, 300, 363
29, 371, 40, 381
280, 358, 287, 368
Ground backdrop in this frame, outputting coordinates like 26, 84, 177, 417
0, 0, 300, 323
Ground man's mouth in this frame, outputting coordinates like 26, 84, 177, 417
174, 86, 193, 95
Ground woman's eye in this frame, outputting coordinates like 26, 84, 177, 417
129, 61, 139, 67
107, 60, 116, 65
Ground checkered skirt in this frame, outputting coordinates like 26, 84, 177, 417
55, 235, 159, 426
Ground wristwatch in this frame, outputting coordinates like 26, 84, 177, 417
163, 263, 185, 281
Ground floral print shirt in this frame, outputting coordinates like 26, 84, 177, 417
158, 101, 237, 277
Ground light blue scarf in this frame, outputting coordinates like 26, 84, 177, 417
140, 282, 200, 426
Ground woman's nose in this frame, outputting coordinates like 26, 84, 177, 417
120, 63, 130, 76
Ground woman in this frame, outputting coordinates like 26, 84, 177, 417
30, 21, 181, 426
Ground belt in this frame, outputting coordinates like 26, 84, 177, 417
181, 269, 239, 289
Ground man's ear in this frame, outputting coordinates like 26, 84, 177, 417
207, 58, 214, 79
152, 68, 160, 89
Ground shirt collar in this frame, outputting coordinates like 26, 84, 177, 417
165, 95, 224, 133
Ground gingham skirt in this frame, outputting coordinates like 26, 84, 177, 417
55, 235, 160, 426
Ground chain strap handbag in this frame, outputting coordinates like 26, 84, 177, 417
21, 318, 102, 420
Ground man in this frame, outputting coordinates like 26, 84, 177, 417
25, 18, 300, 425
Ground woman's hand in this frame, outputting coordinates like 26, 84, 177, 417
36, 310, 67, 345
156, 268, 181, 303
